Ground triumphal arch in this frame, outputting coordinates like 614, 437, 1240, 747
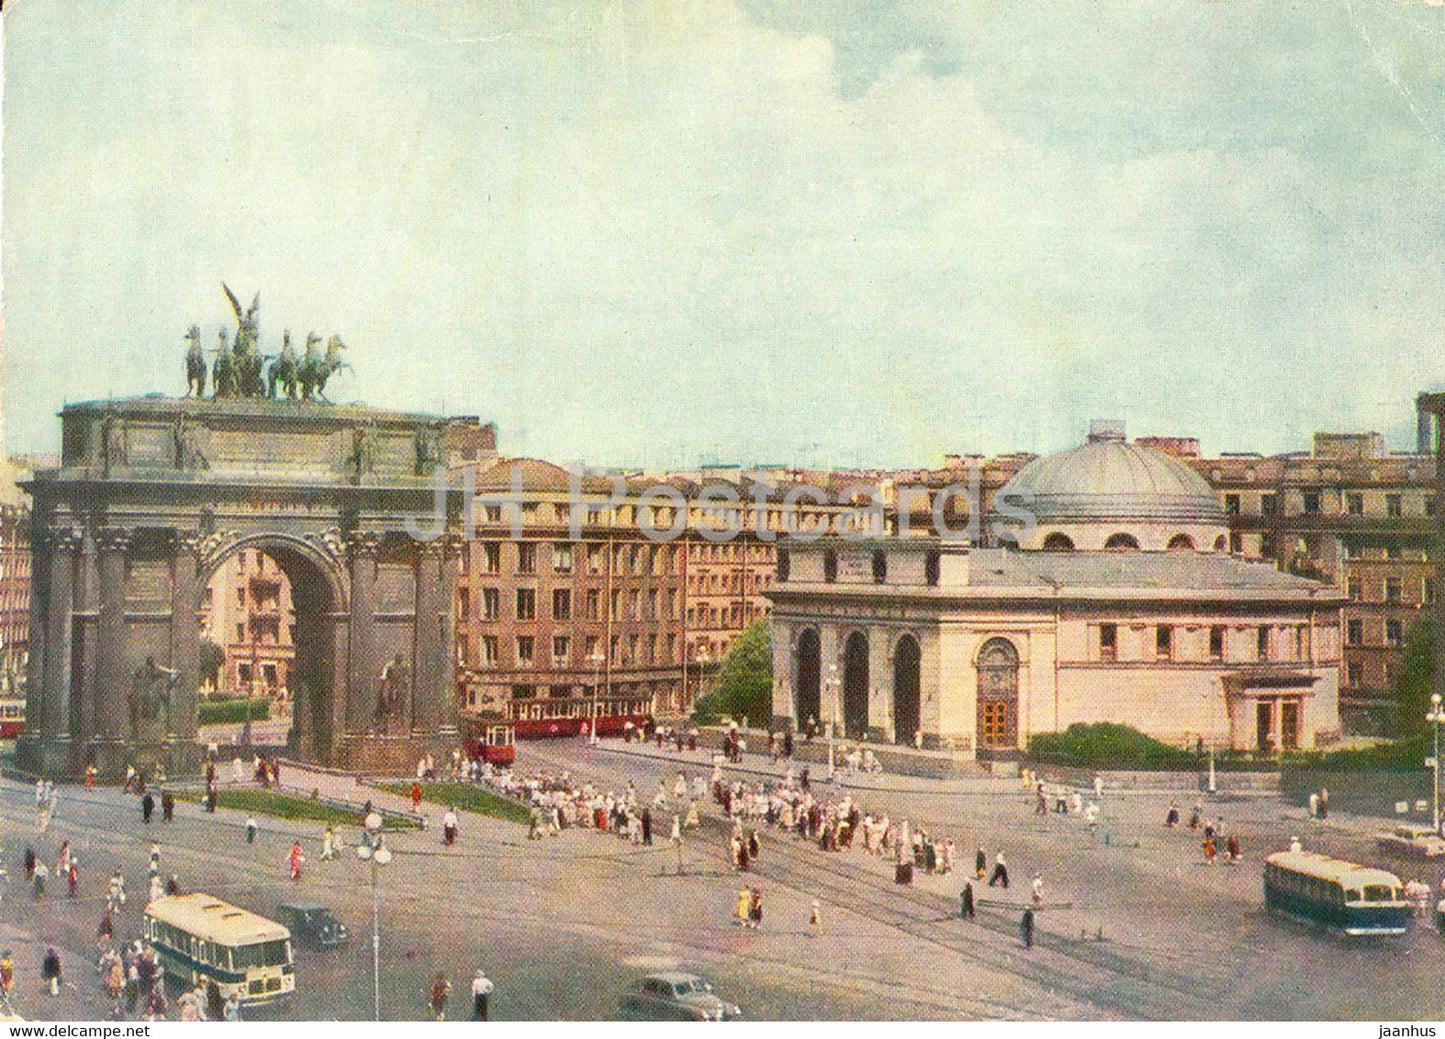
18, 396, 473, 778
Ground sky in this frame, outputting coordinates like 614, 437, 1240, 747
4, 0, 1445, 469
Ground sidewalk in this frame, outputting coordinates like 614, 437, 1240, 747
589, 736, 1017, 796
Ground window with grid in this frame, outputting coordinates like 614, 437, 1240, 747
516, 588, 535, 621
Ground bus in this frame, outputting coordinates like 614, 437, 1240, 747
144, 893, 295, 1004
1263, 850, 1411, 935
0, 695, 23, 739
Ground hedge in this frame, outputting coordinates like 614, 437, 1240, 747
1028, 722, 1207, 771
1280, 734, 1431, 774
197, 698, 271, 725
378, 782, 531, 826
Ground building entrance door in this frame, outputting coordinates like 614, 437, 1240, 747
1256, 701, 1273, 752
1280, 700, 1300, 750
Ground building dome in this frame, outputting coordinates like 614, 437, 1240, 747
990, 421, 1227, 552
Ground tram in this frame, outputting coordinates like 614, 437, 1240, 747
463, 723, 516, 767
0, 695, 24, 739
1263, 850, 1411, 935
507, 691, 654, 739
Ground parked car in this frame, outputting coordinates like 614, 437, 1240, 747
275, 903, 349, 949
1375, 825, 1445, 859
618, 972, 742, 1021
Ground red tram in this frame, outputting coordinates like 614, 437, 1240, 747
0, 695, 24, 739
464, 691, 654, 750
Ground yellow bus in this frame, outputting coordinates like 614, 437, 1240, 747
143, 893, 295, 1004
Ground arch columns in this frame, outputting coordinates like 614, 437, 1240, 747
169, 530, 203, 743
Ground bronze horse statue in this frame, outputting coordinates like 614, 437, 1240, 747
183, 325, 207, 398
300, 334, 350, 401
211, 328, 237, 398
268, 330, 301, 400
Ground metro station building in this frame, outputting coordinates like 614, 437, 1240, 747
766, 424, 1345, 756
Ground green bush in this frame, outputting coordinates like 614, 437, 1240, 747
1028, 722, 1201, 770
197, 698, 271, 725
176, 789, 420, 830
1281, 734, 1430, 774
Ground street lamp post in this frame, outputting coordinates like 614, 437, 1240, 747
356, 811, 392, 1021
1428, 694, 1445, 836
588, 650, 604, 740
826, 663, 839, 779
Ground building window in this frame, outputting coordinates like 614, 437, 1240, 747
552, 635, 570, 665
872, 549, 887, 584
824, 550, 838, 583
517, 543, 536, 574
516, 588, 535, 621
1346, 661, 1362, 687
588, 545, 604, 574
1387, 494, 1403, 518
1386, 544, 1402, 560
553, 588, 571, 620
1260, 534, 1278, 558
482, 542, 501, 574
1257, 626, 1270, 660
1346, 619, 1363, 646
458, 588, 470, 620
1224, 494, 1240, 516
1230, 532, 1243, 554
553, 543, 573, 573
1386, 619, 1404, 647
925, 550, 940, 587
1347, 578, 1362, 601
1343, 541, 1357, 560
586, 588, 600, 620
1347, 493, 1364, 516
1209, 626, 1225, 661
1426, 579, 1436, 606
481, 636, 498, 665
1302, 490, 1321, 515
510, 683, 534, 699
516, 636, 535, 666
1042, 532, 1076, 551
1099, 624, 1117, 663
482, 588, 500, 620
1104, 533, 1140, 551
777, 550, 790, 582
1385, 577, 1402, 604
1156, 625, 1172, 660
584, 634, 600, 662
1261, 494, 1278, 517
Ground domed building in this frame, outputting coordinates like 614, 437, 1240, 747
766, 422, 1345, 758
992, 420, 1230, 553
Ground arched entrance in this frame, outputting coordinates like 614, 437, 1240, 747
794, 628, 821, 732
19, 395, 470, 778
893, 634, 921, 745
843, 632, 869, 739
199, 536, 344, 762
976, 637, 1019, 750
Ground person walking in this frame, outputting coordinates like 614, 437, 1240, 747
808, 900, 821, 938
1188, 802, 1202, 830
223, 992, 240, 1021
1318, 787, 1329, 821
1165, 802, 1180, 827
735, 885, 750, 927
443, 808, 459, 846
161, 790, 175, 823
141, 791, 155, 824
1020, 907, 1035, 949
67, 860, 78, 899
33, 860, 48, 900
1031, 871, 1045, 906
1289, 835, 1303, 854
321, 826, 336, 862
287, 841, 304, 881
245, 816, 258, 844
748, 887, 763, 929
960, 881, 976, 920
411, 781, 423, 812
975, 847, 987, 880
0, 949, 14, 1008
428, 971, 451, 1020
988, 852, 1009, 888
23, 847, 35, 882
470, 968, 494, 1020
41, 946, 62, 996
641, 806, 652, 846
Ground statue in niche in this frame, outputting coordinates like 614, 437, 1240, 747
129, 656, 178, 744
374, 654, 410, 733
173, 413, 209, 470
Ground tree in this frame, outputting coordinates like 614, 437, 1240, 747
1392, 621, 1435, 738
199, 637, 226, 694
692, 621, 773, 727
